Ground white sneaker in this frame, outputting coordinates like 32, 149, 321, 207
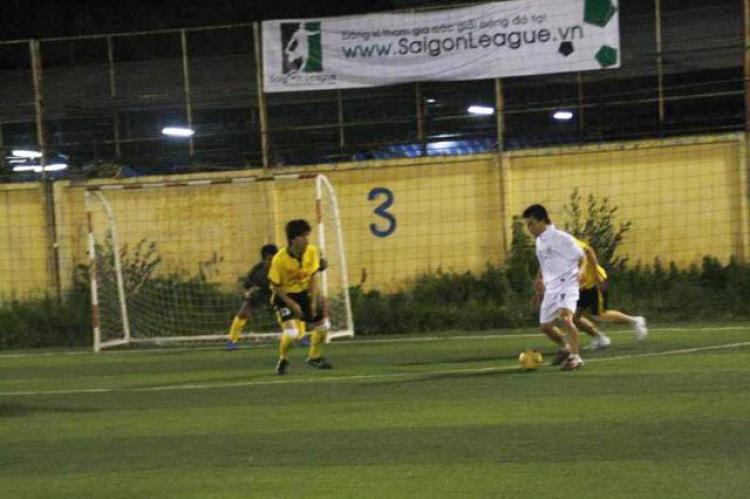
589, 333, 612, 351
561, 355, 584, 371
633, 316, 648, 341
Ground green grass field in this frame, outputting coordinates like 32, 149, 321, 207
1, 325, 749, 499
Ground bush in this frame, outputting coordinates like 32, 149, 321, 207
0, 287, 91, 349
609, 256, 750, 322
563, 187, 632, 272
351, 262, 537, 336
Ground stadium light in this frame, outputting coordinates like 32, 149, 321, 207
11, 149, 43, 159
553, 110, 574, 121
429, 141, 458, 152
45, 163, 69, 171
162, 127, 195, 137
468, 105, 494, 116
12, 163, 68, 173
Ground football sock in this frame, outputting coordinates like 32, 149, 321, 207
279, 320, 304, 360
228, 317, 246, 343
279, 334, 294, 360
308, 330, 327, 359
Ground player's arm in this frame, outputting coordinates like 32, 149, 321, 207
241, 275, 256, 298
563, 235, 586, 277
584, 246, 602, 287
242, 263, 265, 298
532, 270, 544, 307
578, 255, 586, 280
272, 283, 302, 319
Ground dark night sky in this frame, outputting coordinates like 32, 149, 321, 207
0, 0, 447, 41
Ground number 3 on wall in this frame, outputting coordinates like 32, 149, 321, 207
368, 187, 396, 238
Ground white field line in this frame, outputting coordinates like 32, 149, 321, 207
1, 341, 749, 398
2, 325, 749, 359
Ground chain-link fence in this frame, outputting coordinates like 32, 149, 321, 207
0, 0, 745, 178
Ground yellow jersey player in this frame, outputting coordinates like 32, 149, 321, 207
269, 219, 332, 375
575, 238, 648, 348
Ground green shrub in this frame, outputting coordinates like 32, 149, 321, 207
0, 287, 91, 349
563, 187, 632, 271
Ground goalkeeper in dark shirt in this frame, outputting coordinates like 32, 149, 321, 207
226, 244, 278, 350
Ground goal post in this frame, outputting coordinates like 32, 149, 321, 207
85, 173, 354, 352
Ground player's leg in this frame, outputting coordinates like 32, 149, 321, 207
559, 307, 584, 370
541, 322, 568, 348
274, 293, 305, 375
591, 290, 647, 341
595, 310, 648, 340
298, 294, 333, 369
540, 292, 570, 366
276, 318, 302, 375
592, 309, 636, 323
578, 315, 611, 350
577, 314, 598, 337
226, 301, 252, 350
576, 288, 599, 338
551, 285, 583, 370
577, 287, 611, 350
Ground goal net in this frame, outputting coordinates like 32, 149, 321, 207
85, 173, 353, 352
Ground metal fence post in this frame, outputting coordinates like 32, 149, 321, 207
30, 39, 62, 300
253, 23, 270, 172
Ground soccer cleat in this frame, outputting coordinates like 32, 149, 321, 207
588, 334, 611, 351
306, 357, 333, 369
225, 340, 237, 351
276, 358, 289, 375
560, 356, 584, 371
633, 316, 648, 341
551, 349, 570, 366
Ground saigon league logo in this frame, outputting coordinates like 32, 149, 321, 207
281, 21, 322, 73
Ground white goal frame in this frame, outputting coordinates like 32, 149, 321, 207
85, 173, 354, 352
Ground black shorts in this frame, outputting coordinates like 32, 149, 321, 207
273, 291, 323, 323
577, 286, 608, 316
245, 289, 271, 309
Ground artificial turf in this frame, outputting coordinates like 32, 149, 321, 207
1, 325, 748, 498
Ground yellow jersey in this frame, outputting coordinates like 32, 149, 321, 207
575, 238, 608, 290
268, 244, 321, 294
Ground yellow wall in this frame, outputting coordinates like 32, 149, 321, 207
2, 133, 748, 301
0, 183, 50, 300
58, 156, 505, 294
314, 156, 505, 290
507, 135, 747, 266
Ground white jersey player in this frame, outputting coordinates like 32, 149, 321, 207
523, 204, 586, 371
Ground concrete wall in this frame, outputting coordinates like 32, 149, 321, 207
0, 182, 50, 300
2, 133, 747, 301
506, 134, 748, 266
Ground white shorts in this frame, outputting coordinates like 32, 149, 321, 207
539, 285, 579, 324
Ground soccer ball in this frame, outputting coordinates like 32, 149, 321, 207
518, 349, 544, 371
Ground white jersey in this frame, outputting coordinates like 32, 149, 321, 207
535, 225, 584, 290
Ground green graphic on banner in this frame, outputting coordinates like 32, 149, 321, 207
303, 22, 322, 72
595, 45, 618, 67
584, 0, 617, 28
